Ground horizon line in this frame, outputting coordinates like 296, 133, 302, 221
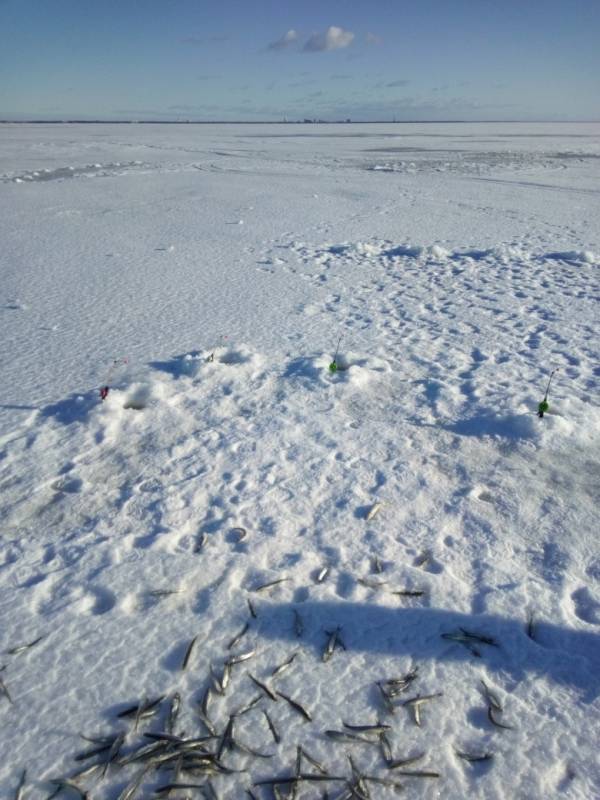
2, 118, 599, 125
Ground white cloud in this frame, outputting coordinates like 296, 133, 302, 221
268, 29, 298, 50
303, 26, 354, 53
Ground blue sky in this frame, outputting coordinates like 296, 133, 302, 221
1, 0, 598, 121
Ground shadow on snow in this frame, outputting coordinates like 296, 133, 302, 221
255, 601, 600, 702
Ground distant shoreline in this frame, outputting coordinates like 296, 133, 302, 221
1, 119, 598, 125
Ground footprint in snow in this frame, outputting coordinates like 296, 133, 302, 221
571, 587, 600, 625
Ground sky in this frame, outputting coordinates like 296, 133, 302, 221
0, 0, 599, 121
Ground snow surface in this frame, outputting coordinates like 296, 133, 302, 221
0, 122, 599, 799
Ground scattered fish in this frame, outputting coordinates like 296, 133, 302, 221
118, 695, 164, 720
371, 555, 384, 574
166, 692, 181, 734
455, 749, 494, 763
376, 682, 395, 715
248, 672, 278, 702
365, 502, 382, 521
116, 764, 152, 800
322, 627, 345, 663
102, 731, 126, 777
379, 732, 393, 763
0, 675, 13, 704
181, 636, 198, 671
228, 622, 250, 650
298, 746, 328, 775
441, 628, 498, 656
7, 636, 44, 656
254, 775, 345, 787
343, 722, 391, 734
357, 577, 387, 589
487, 705, 515, 730
386, 753, 427, 770
147, 589, 181, 599
247, 598, 257, 619
47, 779, 90, 799
195, 532, 208, 552
14, 768, 26, 800
293, 610, 304, 638
276, 691, 312, 722
316, 566, 330, 583
227, 649, 256, 667
74, 741, 114, 762
233, 694, 262, 717
325, 730, 378, 745
253, 577, 290, 593
155, 783, 209, 796
526, 611, 536, 640
381, 667, 419, 697
263, 709, 281, 743
403, 693, 443, 727
394, 770, 440, 779
271, 651, 298, 678
480, 679, 503, 712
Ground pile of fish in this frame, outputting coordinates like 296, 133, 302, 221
4, 579, 518, 800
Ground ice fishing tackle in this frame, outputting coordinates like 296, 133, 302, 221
329, 335, 342, 373
99, 357, 128, 401
537, 368, 558, 418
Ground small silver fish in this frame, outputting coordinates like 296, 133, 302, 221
116, 764, 152, 800
480, 679, 502, 712
271, 651, 298, 678
248, 598, 257, 618
248, 673, 278, 702
343, 722, 391, 734
316, 566, 329, 583
403, 693, 443, 727
379, 732, 393, 763
325, 730, 376, 745
371, 555, 384, 574
294, 610, 304, 638
322, 627, 345, 663
14, 768, 26, 800
181, 636, 197, 671
7, 636, 43, 655
357, 577, 387, 589
195, 532, 208, 552
227, 649, 256, 666
0, 675, 13, 704
101, 731, 125, 777
376, 682, 395, 715
391, 589, 426, 597
276, 690, 312, 721
386, 753, 426, 770
233, 694, 262, 717
487, 705, 515, 730
228, 622, 249, 650
365, 502, 382, 521
166, 692, 181, 734
263, 709, 281, 743
299, 746, 328, 775
456, 749, 493, 763
526, 611, 536, 640
147, 589, 181, 599
253, 577, 290, 593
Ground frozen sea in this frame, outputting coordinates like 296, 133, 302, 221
0, 122, 599, 799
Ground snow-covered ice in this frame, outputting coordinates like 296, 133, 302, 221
0, 122, 599, 798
